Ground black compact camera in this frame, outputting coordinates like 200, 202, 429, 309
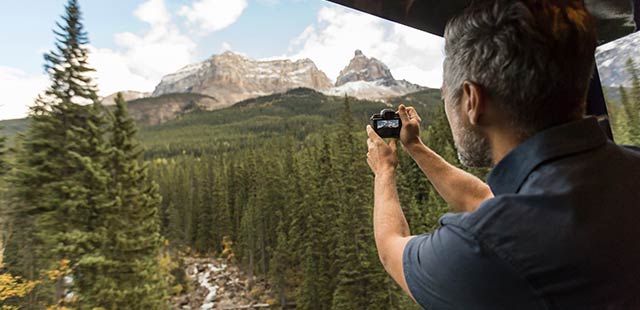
370, 109, 402, 138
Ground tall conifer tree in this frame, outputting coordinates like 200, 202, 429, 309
6, 0, 113, 308
100, 92, 168, 309
623, 58, 640, 145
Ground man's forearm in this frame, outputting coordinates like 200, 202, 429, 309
407, 142, 493, 213
373, 171, 410, 261
373, 170, 415, 299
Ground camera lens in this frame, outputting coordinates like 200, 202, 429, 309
381, 109, 396, 120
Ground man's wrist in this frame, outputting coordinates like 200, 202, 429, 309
405, 140, 426, 156
375, 168, 395, 178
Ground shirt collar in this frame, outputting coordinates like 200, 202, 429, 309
487, 117, 607, 196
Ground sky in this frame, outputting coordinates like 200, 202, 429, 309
0, 0, 445, 120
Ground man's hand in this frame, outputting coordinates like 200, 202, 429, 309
398, 104, 423, 151
366, 125, 398, 176
394, 105, 494, 212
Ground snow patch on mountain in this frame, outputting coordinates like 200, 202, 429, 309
326, 50, 425, 99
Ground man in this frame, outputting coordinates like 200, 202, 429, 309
366, 0, 640, 309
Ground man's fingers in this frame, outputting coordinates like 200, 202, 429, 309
367, 125, 384, 143
367, 138, 375, 150
398, 104, 410, 123
407, 107, 421, 122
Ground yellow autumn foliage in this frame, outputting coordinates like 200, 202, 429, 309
0, 264, 41, 304
45, 259, 71, 281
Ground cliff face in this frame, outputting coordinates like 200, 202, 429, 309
116, 50, 428, 125
125, 93, 220, 126
329, 50, 425, 99
152, 51, 333, 108
335, 50, 395, 86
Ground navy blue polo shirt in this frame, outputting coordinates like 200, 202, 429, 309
403, 117, 640, 309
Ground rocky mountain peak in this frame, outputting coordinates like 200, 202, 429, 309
152, 51, 333, 108
335, 50, 394, 87
216, 50, 250, 61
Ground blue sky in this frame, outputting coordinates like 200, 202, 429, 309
0, 0, 445, 120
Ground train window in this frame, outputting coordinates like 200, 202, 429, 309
595, 31, 640, 147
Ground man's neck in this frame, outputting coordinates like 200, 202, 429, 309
488, 127, 530, 166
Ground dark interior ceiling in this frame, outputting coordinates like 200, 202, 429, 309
326, 0, 637, 44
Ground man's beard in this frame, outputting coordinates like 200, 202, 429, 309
454, 124, 493, 168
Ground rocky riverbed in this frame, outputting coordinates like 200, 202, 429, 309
171, 257, 275, 310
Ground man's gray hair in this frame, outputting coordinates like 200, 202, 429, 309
443, 0, 597, 134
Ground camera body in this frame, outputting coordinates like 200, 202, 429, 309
370, 109, 402, 138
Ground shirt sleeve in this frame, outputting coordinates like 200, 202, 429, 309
402, 214, 543, 310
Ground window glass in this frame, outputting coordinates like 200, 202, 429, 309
595, 31, 640, 146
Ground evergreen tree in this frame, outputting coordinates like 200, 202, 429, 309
194, 163, 216, 253
99, 92, 167, 309
331, 98, 404, 310
296, 142, 335, 310
622, 58, 640, 145
6, 1, 115, 308
0, 132, 5, 175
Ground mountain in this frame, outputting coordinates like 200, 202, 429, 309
152, 50, 426, 107
335, 50, 394, 86
1, 50, 431, 135
1, 88, 441, 151
101, 91, 149, 106
595, 31, 640, 88
152, 51, 333, 108
327, 50, 425, 99
139, 87, 443, 157
126, 93, 220, 126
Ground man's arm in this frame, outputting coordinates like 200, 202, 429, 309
406, 142, 492, 213
398, 105, 493, 213
366, 126, 414, 300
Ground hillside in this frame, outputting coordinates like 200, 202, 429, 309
126, 93, 220, 126
0, 118, 29, 139
139, 87, 442, 158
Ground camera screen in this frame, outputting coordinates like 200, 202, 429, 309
376, 119, 399, 129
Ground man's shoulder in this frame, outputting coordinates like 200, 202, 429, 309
403, 211, 544, 310
621, 144, 640, 156
445, 195, 540, 235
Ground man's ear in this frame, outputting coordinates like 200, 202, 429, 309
462, 81, 485, 126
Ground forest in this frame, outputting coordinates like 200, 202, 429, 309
1, 0, 639, 310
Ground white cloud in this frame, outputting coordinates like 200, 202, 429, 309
0, 0, 200, 120
288, 6, 445, 88
220, 41, 233, 52
88, 0, 197, 96
0, 67, 48, 120
256, 0, 280, 6
87, 46, 157, 95
134, 0, 171, 26
179, 0, 248, 34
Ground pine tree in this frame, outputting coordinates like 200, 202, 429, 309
98, 92, 167, 309
623, 58, 640, 145
615, 86, 633, 144
195, 163, 216, 253
5, 0, 114, 308
0, 133, 5, 175
296, 142, 335, 310
212, 158, 232, 251
269, 138, 301, 307
331, 97, 401, 310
